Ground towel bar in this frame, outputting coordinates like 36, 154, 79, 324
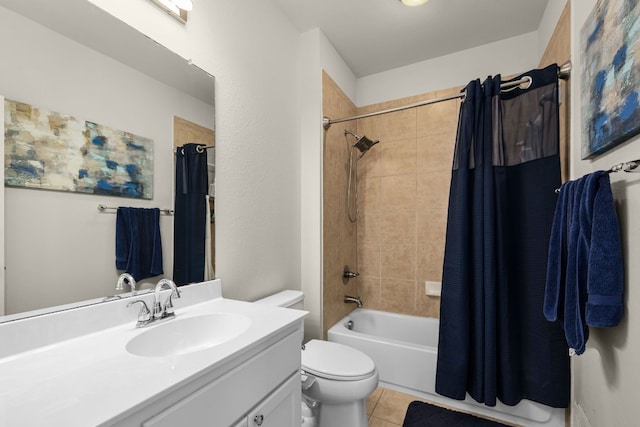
97, 204, 174, 215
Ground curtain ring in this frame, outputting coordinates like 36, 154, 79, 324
196, 145, 205, 153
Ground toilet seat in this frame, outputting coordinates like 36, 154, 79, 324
301, 339, 375, 381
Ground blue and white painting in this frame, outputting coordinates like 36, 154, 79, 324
4, 99, 153, 199
581, 0, 640, 158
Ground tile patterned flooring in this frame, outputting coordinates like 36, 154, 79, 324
367, 387, 418, 427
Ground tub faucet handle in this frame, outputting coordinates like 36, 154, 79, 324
342, 265, 360, 284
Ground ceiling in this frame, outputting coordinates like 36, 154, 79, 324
272, 0, 550, 78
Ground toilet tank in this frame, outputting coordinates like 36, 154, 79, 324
254, 290, 304, 310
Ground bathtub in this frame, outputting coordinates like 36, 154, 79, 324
328, 309, 564, 427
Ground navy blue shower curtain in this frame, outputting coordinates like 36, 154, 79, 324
435, 64, 570, 408
173, 143, 209, 286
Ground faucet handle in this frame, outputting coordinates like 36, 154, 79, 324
163, 288, 182, 316
127, 299, 152, 327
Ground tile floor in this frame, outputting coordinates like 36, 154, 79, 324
367, 387, 417, 427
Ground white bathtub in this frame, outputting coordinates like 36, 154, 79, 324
328, 309, 564, 427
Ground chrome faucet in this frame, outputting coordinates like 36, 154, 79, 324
127, 300, 152, 327
153, 279, 181, 320
126, 279, 182, 328
116, 273, 137, 296
344, 295, 363, 308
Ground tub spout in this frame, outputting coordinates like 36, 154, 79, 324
344, 295, 363, 308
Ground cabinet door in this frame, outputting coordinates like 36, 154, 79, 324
247, 372, 300, 427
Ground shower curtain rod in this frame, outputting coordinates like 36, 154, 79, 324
323, 61, 572, 130
173, 144, 215, 154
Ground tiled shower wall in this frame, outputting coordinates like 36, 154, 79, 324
322, 71, 359, 338
354, 89, 461, 317
321, 71, 462, 332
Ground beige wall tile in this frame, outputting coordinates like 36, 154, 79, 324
358, 242, 381, 278
380, 210, 416, 245
416, 172, 451, 210
382, 108, 417, 141
323, 71, 358, 338
381, 174, 417, 210
361, 176, 382, 213
417, 132, 456, 173
382, 138, 417, 176
358, 275, 381, 308
358, 211, 381, 244
381, 244, 416, 282
417, 242, 445, 283
416, 99, 458, 137
380, 278, 417, 315
417, 208, 447, 245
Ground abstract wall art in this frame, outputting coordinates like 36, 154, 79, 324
581, 0, 640, 158
4, 99, 153, 198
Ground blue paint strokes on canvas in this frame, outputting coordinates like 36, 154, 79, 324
96, 180, 113, 192
126, 141, 146, 151
619, 91, 639, 121
588, 18, 604, 46
613, 44, 627, 71
125, 164, 138, 176
92, 136, 107, 147
594, 70, 608, 93
581, 0, 640, 158
10, 161, 39, 177
123, 182, 142, 198
4, 100, 153, 198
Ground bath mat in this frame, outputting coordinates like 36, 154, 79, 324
402, 401, 511, 427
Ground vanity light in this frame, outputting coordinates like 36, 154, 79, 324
399, 0, 429, 6
171, 0, 193, 11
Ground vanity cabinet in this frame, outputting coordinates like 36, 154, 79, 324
233, 372, 299, 427
111, 326, 302, 427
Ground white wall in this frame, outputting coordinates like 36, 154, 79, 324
89, 0, 303, 302
356, 31, 539, 107
0, 5, 213, 314
570, 1, 640, 426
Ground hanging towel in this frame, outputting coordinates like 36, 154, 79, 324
544, 171, 623, 355
584, 172, 624, 327
116, 207, 164, 281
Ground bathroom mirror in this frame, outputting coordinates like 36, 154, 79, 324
0, 0, 215, 322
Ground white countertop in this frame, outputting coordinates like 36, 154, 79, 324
0, 284, 305, 427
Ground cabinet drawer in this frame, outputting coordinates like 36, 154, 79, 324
143, 331, 300, 427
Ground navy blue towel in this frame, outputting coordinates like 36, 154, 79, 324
116, 207, 163, 281
544, 171, 623, 354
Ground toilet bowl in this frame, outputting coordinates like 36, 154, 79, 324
301, 339, 378, 427
255, 291, 379, 427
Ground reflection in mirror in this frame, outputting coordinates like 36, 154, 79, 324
0, 0, 215, 322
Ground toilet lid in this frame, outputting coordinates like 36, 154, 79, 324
301, 340, 375, 381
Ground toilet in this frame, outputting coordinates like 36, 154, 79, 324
255, 290, 378, 427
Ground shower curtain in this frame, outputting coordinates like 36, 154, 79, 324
435, 64, 570, 408
173, 143, 209, 286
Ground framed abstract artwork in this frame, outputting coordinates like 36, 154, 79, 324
4, 99, 154, 199
581, 0, 640, 159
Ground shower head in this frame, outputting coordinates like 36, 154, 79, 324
344, 130, 379, 156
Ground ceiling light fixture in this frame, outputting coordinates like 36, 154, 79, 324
171, 0, 193, 11
399, 0, 429, 6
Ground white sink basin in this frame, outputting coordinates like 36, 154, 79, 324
126, 313, 251, 357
